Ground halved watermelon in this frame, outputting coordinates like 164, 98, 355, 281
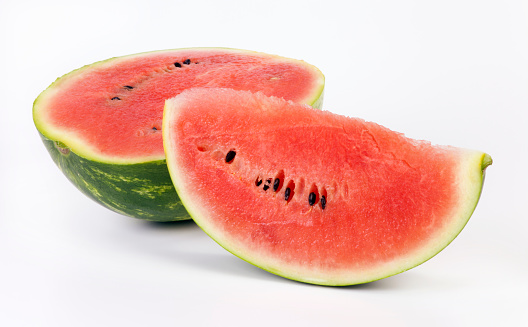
33, 48, 325, 221
163, 88, 491, 286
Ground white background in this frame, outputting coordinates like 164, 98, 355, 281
1, 0, 527, 326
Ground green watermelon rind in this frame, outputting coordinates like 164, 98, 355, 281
353, 152, 492, 286
33, 48, 325, 221
172, 142, 490, 285
40, 133, 190, 221
163, 90, 492, 285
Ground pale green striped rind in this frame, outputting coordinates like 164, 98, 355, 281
40, 133, 189, 221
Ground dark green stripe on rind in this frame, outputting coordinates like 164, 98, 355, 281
34, 49, 325, 222
40, 133, 190, 221
37, 84, 324, 222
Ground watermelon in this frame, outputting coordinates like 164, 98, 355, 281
33, 48, 325, 221
163, 88, 492, 286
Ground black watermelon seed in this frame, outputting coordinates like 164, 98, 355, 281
285, 187, 291, 201
255, 178, 263, 187
308, 192, 316, 206
124, 85, 134, 89
273, 178, 280, 192
174, 62, 182, 68
183, 59, 191, 65
263, 179, 271, 191
225, 150, 236, 163
152, 127, 158, 131
321, 195, 326, 210
111, 97, 121, 100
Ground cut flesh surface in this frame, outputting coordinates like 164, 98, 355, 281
34, 48, 325, 164
163, 88, 491, 285
32, 48, 324, 221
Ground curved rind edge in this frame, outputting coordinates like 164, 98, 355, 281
294, 151, 491, 286
357, 151, 492, 286
33, 47, 325, 165
40, 132, 190, 221
33, 48, 324, 221
164, 92, 491, 285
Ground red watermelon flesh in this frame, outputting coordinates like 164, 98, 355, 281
32, 48, 324, 221
34, 48, 324, 163
163, 88, 492, 285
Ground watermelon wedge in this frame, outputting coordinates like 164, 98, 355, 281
33, 48, 325, 221
163, 88, 492, 286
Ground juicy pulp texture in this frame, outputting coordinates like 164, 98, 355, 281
34, 48, 324, 163
164, 88, 491, 285
32, 48, 324, 221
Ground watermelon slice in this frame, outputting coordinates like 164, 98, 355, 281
33, 48, 324, 221
163, 88, 492, 286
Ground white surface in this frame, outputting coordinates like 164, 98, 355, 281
1, 0, 527, 326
